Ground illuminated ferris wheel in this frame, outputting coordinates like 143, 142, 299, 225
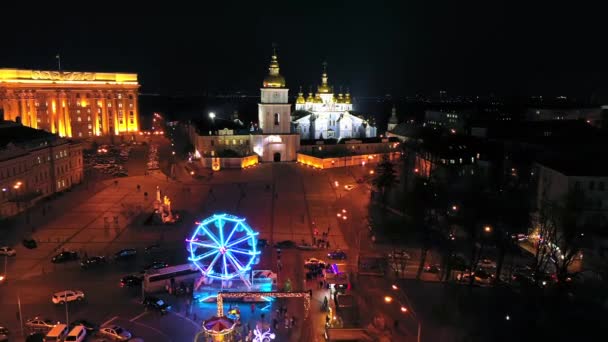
188, 213, 260, 284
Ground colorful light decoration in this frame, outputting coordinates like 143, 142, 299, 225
188, 213, 260, 282
252, 326, 276, 342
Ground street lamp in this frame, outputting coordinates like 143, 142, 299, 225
484, 226, 492, 233
388, 284, 422, 342
384, 296, 393, 303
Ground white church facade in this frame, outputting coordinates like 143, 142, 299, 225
186, 50, 380, 166
293, 66, 377, 140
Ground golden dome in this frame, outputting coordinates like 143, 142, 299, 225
337, 93, 344, 103
306, 92, 314, 102
296, 88, 306, 104
263, 52, 286, 88
344, 92, 351, 104
317, 72, 331, 93
314, 93, 323, 103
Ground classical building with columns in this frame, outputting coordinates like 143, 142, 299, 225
0, 68, 140, 138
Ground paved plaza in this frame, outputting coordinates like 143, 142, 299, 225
0, 135, 391, 341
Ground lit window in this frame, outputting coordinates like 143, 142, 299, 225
88, 116, 91, 121
118, 103, 123, 108
88, 124, 92, 129
78, 132, 82, 137
77, 117, 82, 122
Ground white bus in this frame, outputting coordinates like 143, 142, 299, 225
143, 263, 201, 293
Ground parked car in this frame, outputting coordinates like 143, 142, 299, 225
0, 247, 16, 256
22, 239, 37, 249
120, 274, 143, 288
25, 332, 45, 342
52, 251, 79, 263
25, 317, 56, 331
142, 296, 171, 315
69, 319, 98, 333
52, 290, 85, 304
327, 250, 347, 260
114, 248, 137, 261
478, 258, 497, 269
80, 256, 106, 269
99, 326, 131, 341
0, 326, 8, 342
304, 258, 326, 269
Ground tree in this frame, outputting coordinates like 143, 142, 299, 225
372, 155, 397, 203
533, 182, 587, 289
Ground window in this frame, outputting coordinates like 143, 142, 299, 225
274, 113, 280, 125
77, 117, 82, 122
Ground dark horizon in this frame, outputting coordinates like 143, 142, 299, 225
2, 1, 607, 100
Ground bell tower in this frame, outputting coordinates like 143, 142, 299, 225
258, 48, 291, 134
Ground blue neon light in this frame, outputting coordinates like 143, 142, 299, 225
188, 213, 260, 281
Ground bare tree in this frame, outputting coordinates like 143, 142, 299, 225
532, 180, 586, 288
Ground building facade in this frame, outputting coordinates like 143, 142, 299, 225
0, 121, 83, 219
293, 66, 376, 140
185, 51, 300, 165
535, 161, 608, 228
0, 68, 140, 138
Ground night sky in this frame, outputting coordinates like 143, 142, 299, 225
2, 1, 606, 99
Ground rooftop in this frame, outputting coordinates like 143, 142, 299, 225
192, 117, 252, 136
0, 68, 138, 84
0, 121, 56, 149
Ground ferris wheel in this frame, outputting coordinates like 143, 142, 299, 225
188, 213, 260, 283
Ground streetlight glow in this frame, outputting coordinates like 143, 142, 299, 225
401, 306, 408, 313
384, 296, 393, 303
484, 226, 492, 233
392, 284, 398, 290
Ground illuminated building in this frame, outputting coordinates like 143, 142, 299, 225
293, 64, 377, 139
0, 68, 140, 138
0, 120, 83, 218
185, 50, 300, 165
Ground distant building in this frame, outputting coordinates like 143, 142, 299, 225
423, 110, 465, 133
0, 120, 83, 218
526, 106, 602, 125
387, 106, 399, 132
0, 68, 140, 138
534, 160, 608, 229
293, 65, 376, 139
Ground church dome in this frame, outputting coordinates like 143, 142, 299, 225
344, 92, 352, 104
314, 93, 323, 103
336, 93, 344, 104
317, 72, 331, 93
296, 88, 306, 104
263, 51, 286, 88
317, 63, 332, 93
306, 92, 314, 103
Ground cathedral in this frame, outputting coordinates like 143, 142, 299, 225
187, 49, 380, 165
293, 65, 377, 140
